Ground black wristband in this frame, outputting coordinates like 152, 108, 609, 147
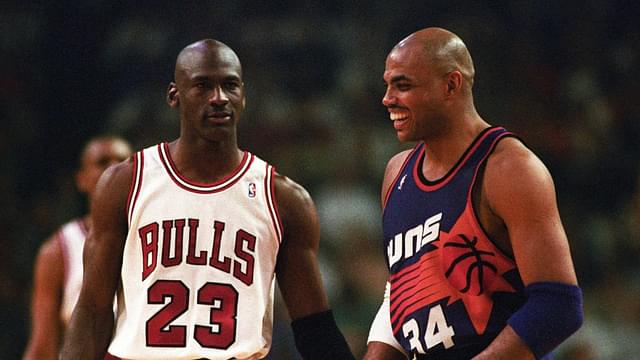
291, 309, 355, 360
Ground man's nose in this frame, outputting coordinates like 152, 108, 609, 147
382, 87, 395, 107
209, 86, 229, 105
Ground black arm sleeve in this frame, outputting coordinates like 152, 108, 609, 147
291, 309, 356, 360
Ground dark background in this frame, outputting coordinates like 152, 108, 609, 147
2, 1, 639, 359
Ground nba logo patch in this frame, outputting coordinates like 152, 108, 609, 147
398, 174, 407, 190
248, 182, 256, 198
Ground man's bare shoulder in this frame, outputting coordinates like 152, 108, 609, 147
484, 136, 557, 212
487, 137, 551, 185
387, 149, 415, 174
91, 156, 136, 220
36, 233, 64, 273
272, 172, 314, 211
97, 156, 135, 194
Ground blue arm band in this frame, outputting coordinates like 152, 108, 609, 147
291, 309, 355, 360
507, 282, 584, 359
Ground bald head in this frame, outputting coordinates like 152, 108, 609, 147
393, 27, 475, 88
174, 39, 243, 83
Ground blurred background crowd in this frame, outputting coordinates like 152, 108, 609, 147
1, 1, 639, 359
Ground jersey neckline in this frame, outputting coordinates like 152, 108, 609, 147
158, 142, 254, 194
414, 126, 502, 191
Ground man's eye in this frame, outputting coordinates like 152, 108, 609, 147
224, 82, 239, 90
397, 83, 411, 90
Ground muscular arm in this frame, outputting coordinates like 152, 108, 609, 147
60, 160, 133, 360
473, 138, 579, 359
273, 173, 354, 359
23, 237, 64, 360
364, 151, 412, 360
274, 173, 329, 319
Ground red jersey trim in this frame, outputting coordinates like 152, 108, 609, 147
465, 132, 519, 261
264, 164, 283, 245
158, 142, 253, 194
126, 151, 144, 227
383, 145, 423, 210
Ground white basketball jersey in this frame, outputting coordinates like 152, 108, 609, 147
58, 218, 88, 327
108, 143, 282, 360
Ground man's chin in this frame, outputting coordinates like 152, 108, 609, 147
396, 130, 415, 143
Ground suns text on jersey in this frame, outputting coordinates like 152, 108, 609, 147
137, 218, 256, 285
387, 212, 443, 268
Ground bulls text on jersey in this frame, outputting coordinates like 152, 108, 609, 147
138, 218, 256, 286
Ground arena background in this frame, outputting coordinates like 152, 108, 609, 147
1, 1, 639, 359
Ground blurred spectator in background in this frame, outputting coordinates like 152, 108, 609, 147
23, 136, 132, 360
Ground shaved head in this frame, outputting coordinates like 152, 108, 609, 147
174, 39, 243, 83
166, 39, 246, 144
393, 27, 475, 88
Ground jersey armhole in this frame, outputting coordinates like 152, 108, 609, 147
468, 133, 521, 260
383, 144, 423, 210
264, 164, 283, 245
126, 150, 144, 227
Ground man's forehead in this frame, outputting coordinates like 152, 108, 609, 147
187, 65, 241, 79
178, 50, 242, 79
384, 56, 417, 80
384, 44, 432, 79
180, 45, 240, 67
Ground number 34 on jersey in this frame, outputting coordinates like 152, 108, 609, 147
403, 305, 455, 355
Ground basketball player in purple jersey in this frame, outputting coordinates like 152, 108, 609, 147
24, 136, 132, 360
364, 28, 583, 359
61, 40, 354, 359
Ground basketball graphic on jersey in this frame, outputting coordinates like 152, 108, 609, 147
442, 233, 498, 296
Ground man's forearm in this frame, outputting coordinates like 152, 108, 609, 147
472, 325, 534, 360
60, 304, 114, 360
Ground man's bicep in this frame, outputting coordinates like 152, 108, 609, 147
487, 146, 577, 285
25, 239, 64, 358
32, 238, 64, 314
273, 175, 329, 320
80, 162, 132, 308
277, 243, 328, 319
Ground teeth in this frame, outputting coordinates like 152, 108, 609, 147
390, 112, 409, 121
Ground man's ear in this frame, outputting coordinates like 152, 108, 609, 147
446, 71, 463, 95
167, 82, 179, 108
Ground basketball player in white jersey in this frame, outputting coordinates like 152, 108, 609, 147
23, 136, 132, 360
61, 39, 355, 360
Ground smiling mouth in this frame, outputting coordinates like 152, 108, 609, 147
389, 111, 409, 130
390, 112, 408, 121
